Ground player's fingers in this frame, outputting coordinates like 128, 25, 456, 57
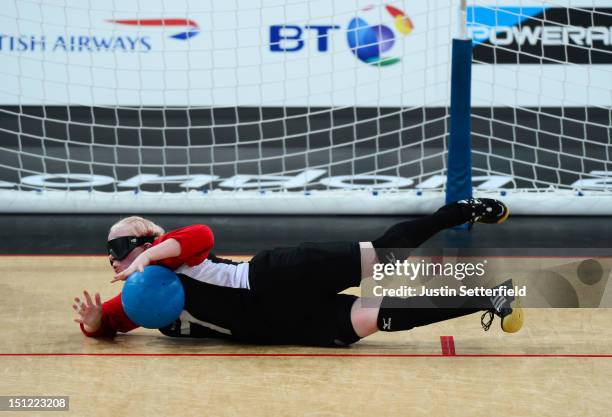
113, 272, 126, 282
74, 318, 83, 324
74, 297, 80, 304
72, 304, 78, 311
83, 290, 93, 306
95, 293, 102, 306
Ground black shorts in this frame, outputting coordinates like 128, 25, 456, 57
162, 242, 362, 347
248, 241, 362, 299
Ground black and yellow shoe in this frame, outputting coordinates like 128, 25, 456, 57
481, 279, 524, 333
458, 198, 510, 225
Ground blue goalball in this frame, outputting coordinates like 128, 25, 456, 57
121, 265, 185, 329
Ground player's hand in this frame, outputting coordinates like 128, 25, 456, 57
72, 290, 103, 331
111, 252, 151, 283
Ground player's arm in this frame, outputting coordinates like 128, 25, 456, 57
142, 238, 181, 260
112, 238, 182, 282
74, 292, 138, 338
156, 224, 215, 264
113, 224, 215, 281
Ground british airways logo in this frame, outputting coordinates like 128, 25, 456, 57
107, 18, 201, 40
0, 18, 200, 52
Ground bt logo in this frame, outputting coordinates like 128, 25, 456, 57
270, 4, 413, 66
270, 25, 340, 53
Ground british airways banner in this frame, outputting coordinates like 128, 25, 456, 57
0, 0, 610, 106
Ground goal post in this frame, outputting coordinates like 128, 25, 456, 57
0, 1, 611, 214
446, 0, 473, 206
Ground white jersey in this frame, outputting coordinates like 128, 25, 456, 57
175, 258, 250, 289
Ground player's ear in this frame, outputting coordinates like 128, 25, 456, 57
143, 242, 153, 250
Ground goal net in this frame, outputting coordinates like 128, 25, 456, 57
0, 0, 610, 214
467, 1, 612, 214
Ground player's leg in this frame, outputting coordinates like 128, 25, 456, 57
297, 198, 510, 289
370, 198, 509, 264
350, 296, 481, 338
247, 199, 509, 299
261, 279, 523, 348
269, 294, 362, 347
351, 279, 523, 338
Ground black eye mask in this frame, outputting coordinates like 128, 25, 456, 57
107, 236, 156, 260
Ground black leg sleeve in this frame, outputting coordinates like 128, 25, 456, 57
376, 295, 486, 332
371, 202, 470, 263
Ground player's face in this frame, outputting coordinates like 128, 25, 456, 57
107, 225, 147, 274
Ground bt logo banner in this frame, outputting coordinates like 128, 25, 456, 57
270, 4, 414, 66
468, 6, 612, 64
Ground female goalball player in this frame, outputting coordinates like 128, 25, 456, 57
72, 198, 523, 347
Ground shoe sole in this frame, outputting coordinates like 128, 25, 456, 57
496, 205, 510, 224
501, 301, 524, 333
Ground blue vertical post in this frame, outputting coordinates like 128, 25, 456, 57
446, 38, 473, 205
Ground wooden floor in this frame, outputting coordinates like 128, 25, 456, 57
1, 256, 612, 417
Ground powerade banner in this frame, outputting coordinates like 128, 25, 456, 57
0, 1, 611, 106
468, 7, 612, 64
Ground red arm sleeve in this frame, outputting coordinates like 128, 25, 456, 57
153, 224, 214, 270
79, 293, 139, 338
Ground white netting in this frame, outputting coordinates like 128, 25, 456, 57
468, 1, 612, 199
0, 0, 611, 214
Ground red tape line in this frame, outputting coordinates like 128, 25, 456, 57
1, 352, 612, 358
440, 336, 456, 356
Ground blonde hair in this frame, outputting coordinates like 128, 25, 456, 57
110, 216, 165, 237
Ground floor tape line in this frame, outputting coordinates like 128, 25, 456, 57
440, 336, 456, 356
2, 353, 612, 358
